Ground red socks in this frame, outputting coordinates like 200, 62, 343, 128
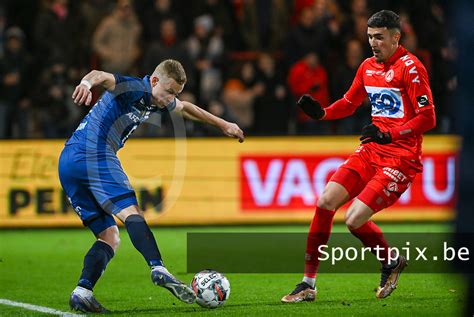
349, 221, 391, 265
304, 207, 336, 278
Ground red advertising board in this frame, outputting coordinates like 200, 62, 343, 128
240, 153, 456, 212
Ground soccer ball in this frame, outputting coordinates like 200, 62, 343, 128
191, 270, 230, 308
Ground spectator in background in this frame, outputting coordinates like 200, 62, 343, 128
290, 0, 315, 25
350, 0, 368, 17
324, 0, 351, 69
142, 18, 193, 81
80, 0, 115, 55
350, 13, 372, 58
93, 0, 141, 74
34, 59, 73, 138
288, 52, 330, 134
142, 0, 184, 42
222, 62, 264, 132
34, 0, 85, 70
186, 14, 224, 104
400, 11, 432, 75
0, 27, 31, 138
330, 39, 370, 134
284, 6, 327, 66
344, 0, 371, 58
191, 0, 239, 50
238, 0, 290, 51
253, 53, 290, 135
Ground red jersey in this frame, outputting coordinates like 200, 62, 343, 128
329, 46, 435, 165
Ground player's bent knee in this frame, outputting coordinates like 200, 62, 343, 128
116, 205, 142, 223
317, 183, 349, 211
98, 226, 120, 251
317, 194, 339, 211
345, 216, 362, 231
344, 210, 369, 231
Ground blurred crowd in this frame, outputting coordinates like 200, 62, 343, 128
0, 0, 457, 139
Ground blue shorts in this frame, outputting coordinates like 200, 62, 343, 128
58, 143, 138, 235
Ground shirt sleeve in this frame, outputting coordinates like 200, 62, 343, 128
403, 59, 435, 114
389, 108, 436, 140
323, 62, 367, 120
343, 62, 367, 106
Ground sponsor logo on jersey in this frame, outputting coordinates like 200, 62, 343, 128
383, 167, 407, 182
416, 95, 429, 107
127, 112, 140, 123
366, 69, 376, 76
366, 86, 404, 118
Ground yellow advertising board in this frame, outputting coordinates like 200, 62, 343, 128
0, 136, 459, 228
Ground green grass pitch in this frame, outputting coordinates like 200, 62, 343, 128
0, 223, 466, 316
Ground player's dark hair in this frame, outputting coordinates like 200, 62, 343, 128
367, 10, 400, 31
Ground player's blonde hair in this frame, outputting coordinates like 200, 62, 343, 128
153, 59, 187, 85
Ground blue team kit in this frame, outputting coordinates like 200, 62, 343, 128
58, 75, 176, 234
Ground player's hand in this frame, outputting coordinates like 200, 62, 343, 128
297, 94, 325, 120
360, 124, 392, 144
221, 122, 244, 143
72, 83, 93, 106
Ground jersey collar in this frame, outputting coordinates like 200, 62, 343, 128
384, 45, 407, 66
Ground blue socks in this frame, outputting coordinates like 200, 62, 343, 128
77, 215, 162, 291
78, 240, 114, 290
125, 214, 163, 267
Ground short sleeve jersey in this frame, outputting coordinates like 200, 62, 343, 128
343, 46, 435, 163
66, 75, 176, 153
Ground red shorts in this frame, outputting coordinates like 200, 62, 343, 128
329, 145, 419, 212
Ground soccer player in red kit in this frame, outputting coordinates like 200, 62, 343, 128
282, 10, 436, 303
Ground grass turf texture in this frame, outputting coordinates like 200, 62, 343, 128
0, 223, 466, 316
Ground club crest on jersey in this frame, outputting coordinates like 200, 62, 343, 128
385, 69, 394, 82
366, 86, 404, 118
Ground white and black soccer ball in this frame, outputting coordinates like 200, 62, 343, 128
191, 270, 230, 308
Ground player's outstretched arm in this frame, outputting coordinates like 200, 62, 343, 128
175, 100, 244, 143
72, 70, 116, 106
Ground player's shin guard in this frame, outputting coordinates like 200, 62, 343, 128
349, 220, 392, 266
304, 207, 336, 280
125, 214, 163, 267
78, 240, 114, 290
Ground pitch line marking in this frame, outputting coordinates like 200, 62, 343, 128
0, 298, 81, 316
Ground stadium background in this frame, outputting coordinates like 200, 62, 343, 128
0, 0, 457, 226
0, 0, 468, 316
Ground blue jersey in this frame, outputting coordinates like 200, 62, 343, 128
66, 74, 176, 153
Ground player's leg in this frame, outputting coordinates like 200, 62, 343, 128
89, 152, 194, 304
345, 197, 394, 265
282, 167, 366, 303
349, 180, 411, 298
58, 145, 115, 312
69, 217, 118, 313
115, 206, 196, 304
304, 182, 349, 282
115, 206, 164, 268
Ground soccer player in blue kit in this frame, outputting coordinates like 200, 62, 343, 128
59, 59, 244, 313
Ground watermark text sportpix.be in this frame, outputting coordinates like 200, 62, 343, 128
317, 242, 470, 266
